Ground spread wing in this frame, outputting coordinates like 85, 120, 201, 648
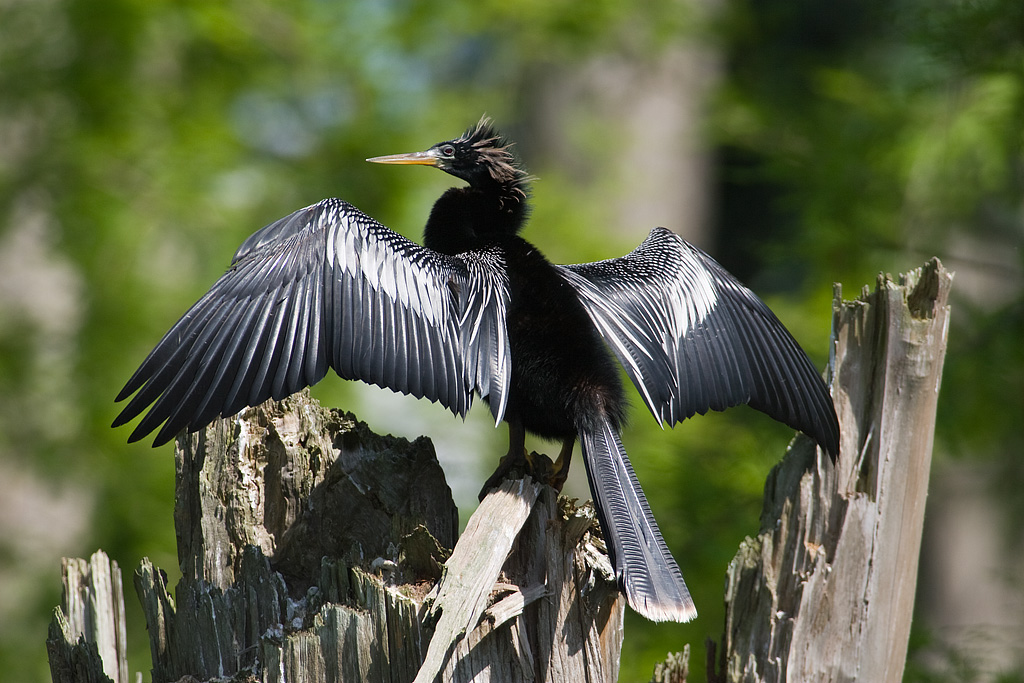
558, 227, 839, 457
114, 198, 511, 446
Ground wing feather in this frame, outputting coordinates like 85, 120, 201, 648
559, 227, 839, 458
115, 198, 511, 446
141, 302, 239, 444
275, 278, 307, 398
222, 290, 276, 416
189, 298, 262, 428
250, 281, 292, 403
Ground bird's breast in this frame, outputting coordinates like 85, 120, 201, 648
498, 238, 626, 438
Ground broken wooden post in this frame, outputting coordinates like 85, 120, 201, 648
98, 390, 619, 682
707, 258, 952, 682
46, 550, 130, 683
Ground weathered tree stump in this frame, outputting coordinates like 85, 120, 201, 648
707, 258, 952, 682
127, 391, 621, 682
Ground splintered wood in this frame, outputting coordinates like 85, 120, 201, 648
52, 391, 622, 683
415, 480, 624, 683
47, 551, 130, 683
713, 259, 952, 682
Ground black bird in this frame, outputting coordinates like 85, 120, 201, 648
113, 118, 839, 623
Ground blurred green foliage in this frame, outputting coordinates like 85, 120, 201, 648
0, 0, 1020, 681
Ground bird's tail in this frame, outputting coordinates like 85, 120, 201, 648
579, 417, 696, 623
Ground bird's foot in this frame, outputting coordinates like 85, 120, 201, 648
548, 440, 573, 492
480, 448, 535, 500
479, 448, 566, 501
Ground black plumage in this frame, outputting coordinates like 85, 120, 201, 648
114, 117, 839, 623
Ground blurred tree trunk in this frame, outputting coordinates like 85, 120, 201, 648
523, 42, 720, 248
48, 259, 950, 682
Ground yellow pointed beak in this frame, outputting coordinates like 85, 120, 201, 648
366, 149, 440, 166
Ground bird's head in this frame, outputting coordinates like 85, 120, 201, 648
368, 117, 530, 197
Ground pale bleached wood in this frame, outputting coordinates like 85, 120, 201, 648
172, 391, 459, 591
47, 550, 129, 683
651, 646, 690, 683
425, 485, 624, 683
712, 258, 952, 682
414, 476, 544, 683
484, 583, 550, 628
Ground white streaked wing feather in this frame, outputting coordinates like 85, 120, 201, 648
558, 227, 839, 456
114, 198, 512, 446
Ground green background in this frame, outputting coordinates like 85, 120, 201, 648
1, 0, 1021, 680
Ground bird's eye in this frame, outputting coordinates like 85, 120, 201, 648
441, 145, 455, 156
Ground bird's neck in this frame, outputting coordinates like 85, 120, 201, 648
423, 183, 529, 255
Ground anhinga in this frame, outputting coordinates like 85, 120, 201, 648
114, 118, 839, 623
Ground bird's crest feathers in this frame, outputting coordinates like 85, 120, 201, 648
457, 116, 532, 198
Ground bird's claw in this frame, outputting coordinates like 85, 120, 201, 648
478, 448, 568, 501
